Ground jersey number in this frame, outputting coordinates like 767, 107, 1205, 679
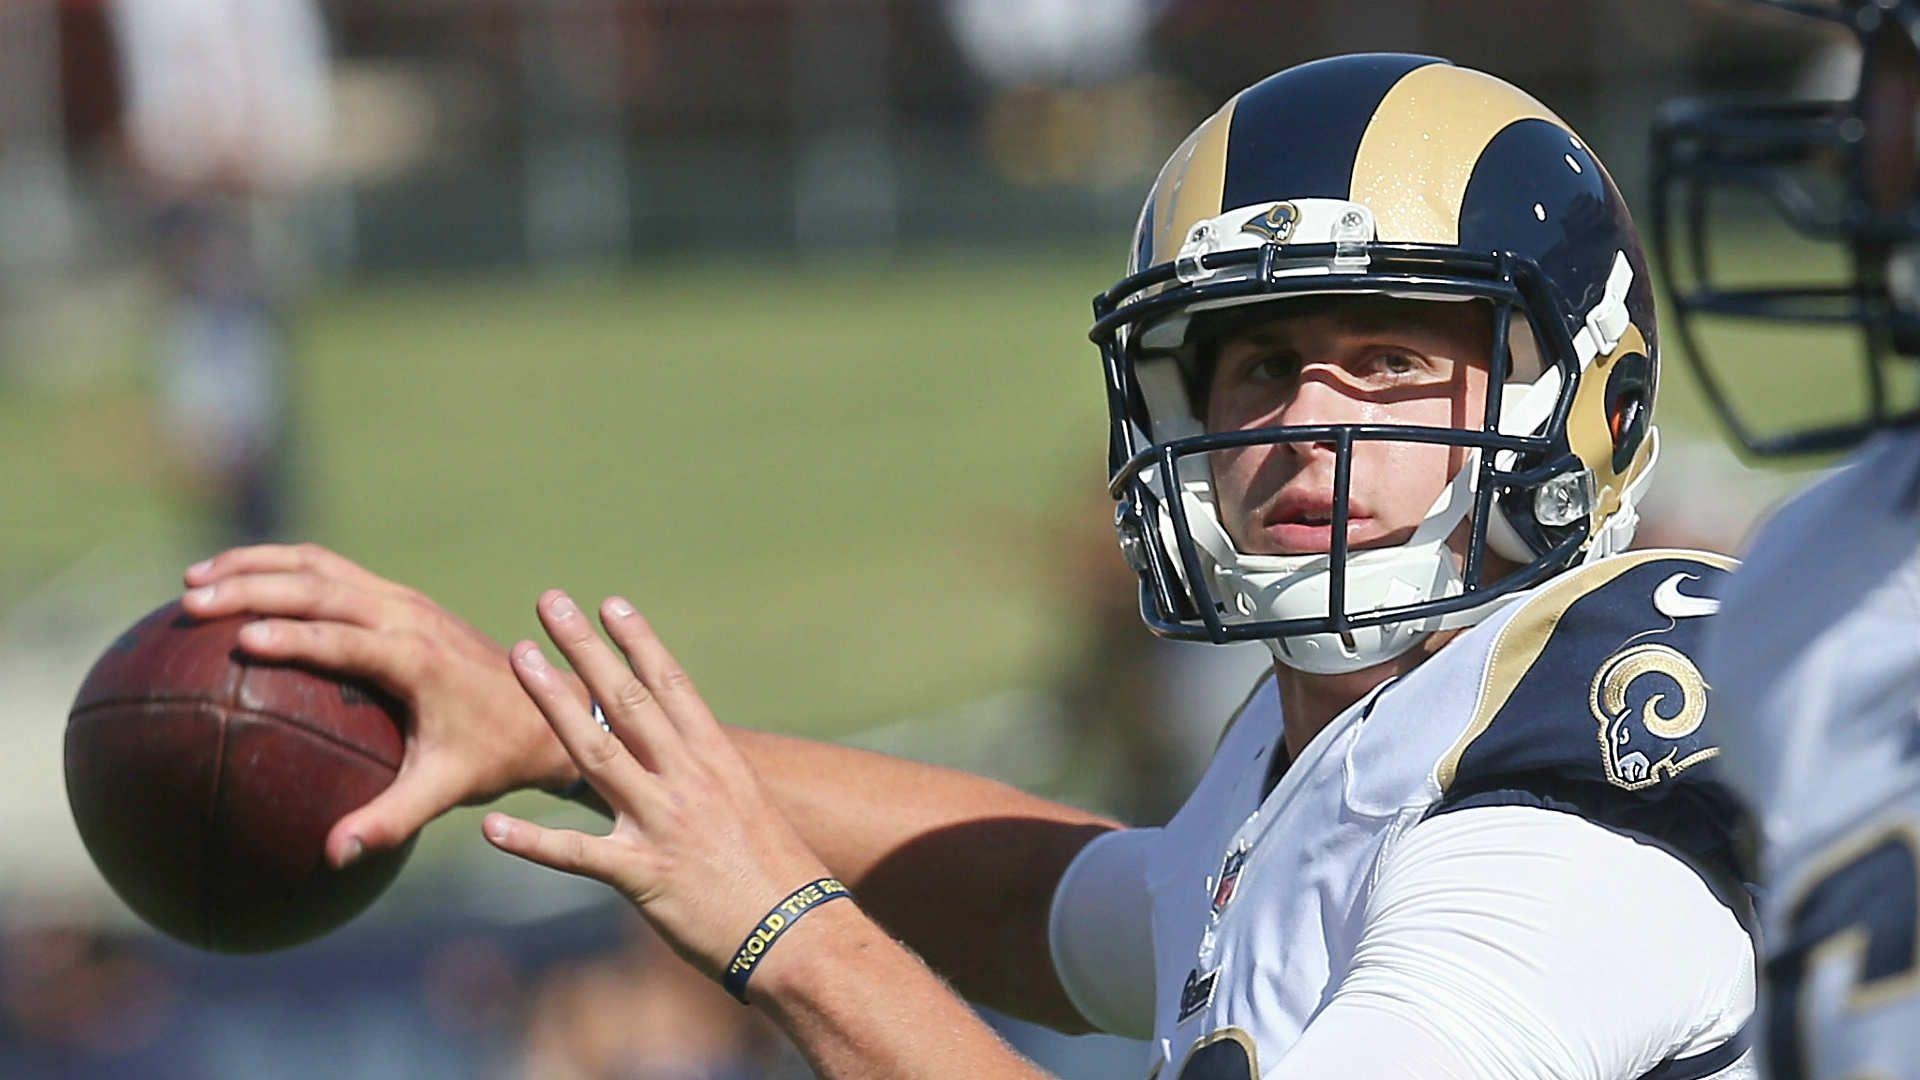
1767, 824, 1920, 1080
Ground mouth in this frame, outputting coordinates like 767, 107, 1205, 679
1256, 496, 1379, 555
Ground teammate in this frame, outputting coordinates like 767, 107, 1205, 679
1656, 3, 1920, 1077
181, 56, 1757, 1076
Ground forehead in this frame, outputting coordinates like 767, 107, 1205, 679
1204, 294, 1491, 346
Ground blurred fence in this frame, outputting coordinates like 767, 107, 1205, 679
0, 0, 1847, 282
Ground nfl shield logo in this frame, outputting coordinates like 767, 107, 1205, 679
1210, 842, 1249, 916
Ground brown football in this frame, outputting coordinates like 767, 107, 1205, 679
65, 600, 415, 953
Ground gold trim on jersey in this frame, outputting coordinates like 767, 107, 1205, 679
1170, 1026, 1259, 1080
1348, 64, 1564, 245
1433, 549, 1737, 792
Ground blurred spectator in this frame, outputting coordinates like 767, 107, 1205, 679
1047, 494, 1270, 826
107, 0, 332, 546
518, 917, 796, 1080
0, 910, 183, 1077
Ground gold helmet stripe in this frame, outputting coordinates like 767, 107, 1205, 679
1349, 65, 1566, 245
1145, 94, 1240, 271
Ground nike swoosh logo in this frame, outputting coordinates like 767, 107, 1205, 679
1653, 572, 1720, 619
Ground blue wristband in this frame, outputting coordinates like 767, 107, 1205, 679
722, 877, 852, 1003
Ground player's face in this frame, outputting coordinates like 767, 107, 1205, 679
1203, 296, 1493, 557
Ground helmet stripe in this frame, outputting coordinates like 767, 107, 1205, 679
1219, 53, 1443, 213
1350, 64, 1565, 245
1147, 96, 1239, 273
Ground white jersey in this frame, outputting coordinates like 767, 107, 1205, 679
1053, 550, 1758, 1078
1701, 431, 1920, 1080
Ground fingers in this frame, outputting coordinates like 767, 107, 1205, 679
326, 756, 472, 869
597, 597, 723, 746
234, 619, 418, 686
482, 813, 637, 891
535, 592, 686, 774
182, 570, 389, 626
186, 543, 390, 592
510, 637, 663, 810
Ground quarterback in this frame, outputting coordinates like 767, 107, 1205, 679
181, 56, 1754, 1076
1658, 2, 1920, 1077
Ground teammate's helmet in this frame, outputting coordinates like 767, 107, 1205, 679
1654, 0, 1920, 455
1092, 54, 1661, 674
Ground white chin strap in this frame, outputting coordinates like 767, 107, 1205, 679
1169, 462, 1486, 675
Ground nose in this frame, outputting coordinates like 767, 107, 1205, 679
1270, 365, 1364, 457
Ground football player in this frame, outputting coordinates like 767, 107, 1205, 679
1656, 2, 1920, 1077
180, 55, 1756, 1076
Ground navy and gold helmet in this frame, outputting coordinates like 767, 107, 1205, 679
1654, 0, 1920, 455
1092, 54, 1661, 674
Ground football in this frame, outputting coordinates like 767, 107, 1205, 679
64, 600, 415, 953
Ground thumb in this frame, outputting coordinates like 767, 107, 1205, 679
481, 812, 630, 887
327, 758, 468, 869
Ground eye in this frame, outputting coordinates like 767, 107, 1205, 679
1244, 352, 1301, 382
1372, 351, 1421, 376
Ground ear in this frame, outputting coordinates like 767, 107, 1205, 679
1603, 351, 1654, 474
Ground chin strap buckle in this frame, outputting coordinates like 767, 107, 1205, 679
1573, 251, 1634, 364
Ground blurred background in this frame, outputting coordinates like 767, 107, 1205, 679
0, 0, 1841, 1075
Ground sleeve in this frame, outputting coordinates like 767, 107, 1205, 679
1269, 806, 1756, 1080
1047, 825, 1160, 1039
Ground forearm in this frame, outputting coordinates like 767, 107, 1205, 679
752, 900, 1052, 1080
552, 684, 1120, 1029
727, 727, 1119, 1030
495, 596, 1063, 1074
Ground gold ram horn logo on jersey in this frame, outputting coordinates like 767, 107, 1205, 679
1240, 202, 1300, 243
1589, 642, 1718, 791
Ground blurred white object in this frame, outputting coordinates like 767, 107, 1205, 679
108, 0, 332, 192
943, 0, 1155, 86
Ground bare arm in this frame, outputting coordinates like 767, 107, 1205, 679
749, 901, 1054, 1079
484, 591, 1054, 1079
722, 728, 1120, 1031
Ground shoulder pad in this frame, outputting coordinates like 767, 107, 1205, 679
1436, 549, 1737, 798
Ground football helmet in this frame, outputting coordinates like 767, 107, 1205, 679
1654, 0, 1920, 455
1092, 54, 1662, 674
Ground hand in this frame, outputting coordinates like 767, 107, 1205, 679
482, 590, 833, 981
182, 544, 578, 868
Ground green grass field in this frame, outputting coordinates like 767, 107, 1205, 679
4, 253, 1129, 743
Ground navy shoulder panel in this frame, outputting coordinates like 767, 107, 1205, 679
1431, 550, 1747, 880
1438, 550, 1734, 795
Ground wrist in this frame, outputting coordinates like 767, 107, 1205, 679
742, 893, 872, 1011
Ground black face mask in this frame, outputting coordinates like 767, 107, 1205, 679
1653, 0, 1920, 457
